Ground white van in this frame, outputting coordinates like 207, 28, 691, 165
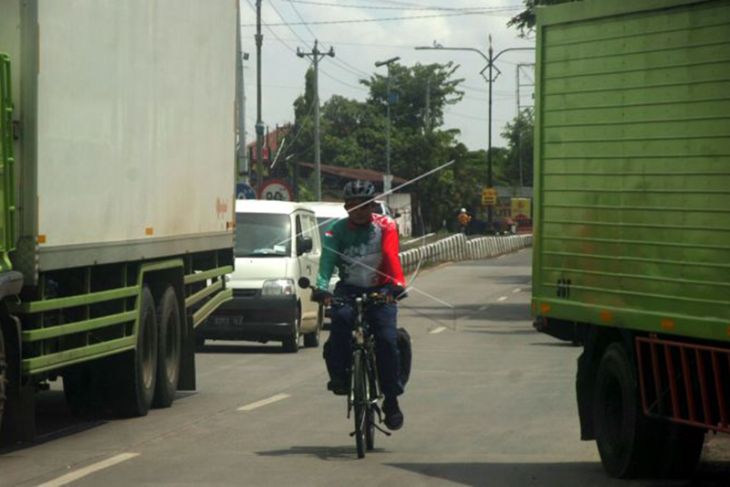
305, 201, 348, 246
303, 201, 348, 294
200, 200, 322, 352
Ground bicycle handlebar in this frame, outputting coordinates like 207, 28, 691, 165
297, 277, 406, 305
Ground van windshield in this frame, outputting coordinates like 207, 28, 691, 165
235, 213, 291, 257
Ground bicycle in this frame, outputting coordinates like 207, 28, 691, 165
298, 277, 395, 458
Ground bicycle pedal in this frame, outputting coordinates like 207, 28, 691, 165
373, 423, 392, 436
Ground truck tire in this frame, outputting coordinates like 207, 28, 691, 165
63, 363, 105, 416
112, 286, 158, 417
594, 342, 654, 478
653, 421, 705, 478
303, 306, 322, 348
153, 286, 181, 408
0, 330, 5, 432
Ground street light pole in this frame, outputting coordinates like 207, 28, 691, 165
255, 0, 264, 197
375, 56, 400, 195
297, 40, 334, 201
415, 40, 534, 232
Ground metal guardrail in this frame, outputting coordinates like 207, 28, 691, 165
399, 234, 533, 274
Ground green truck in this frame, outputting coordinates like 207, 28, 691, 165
532, 0, 730, 478
0, 1, 237, 443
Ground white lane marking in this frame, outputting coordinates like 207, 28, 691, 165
497, 296, 508, 302
237, 393, 290, 411
430, 326, 447, 334
513, 288, 522, 294
478, 305, 489, 311
38, 453, 140, 487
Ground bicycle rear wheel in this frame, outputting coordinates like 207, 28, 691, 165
352, 350, 366, 458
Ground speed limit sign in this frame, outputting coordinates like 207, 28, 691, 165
259, 179, 293, 201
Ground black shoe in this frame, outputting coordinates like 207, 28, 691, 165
327, 379, 348, 396
382, 397, 404, 430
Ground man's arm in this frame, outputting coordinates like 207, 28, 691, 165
316, 226, 339, 289
380, 218, 405, 287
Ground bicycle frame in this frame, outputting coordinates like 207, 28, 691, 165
347, 296, 381, 417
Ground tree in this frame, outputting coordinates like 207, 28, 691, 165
508, 0, 580, 37
498, 108, 534, 187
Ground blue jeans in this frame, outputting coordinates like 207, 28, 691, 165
325, 284, 404, 399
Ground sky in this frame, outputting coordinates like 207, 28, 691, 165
239, 0, 536, 158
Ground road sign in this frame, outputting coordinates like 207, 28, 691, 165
481, 187, 497, 206
259, 179, 293, 201
236, 182, 256, 200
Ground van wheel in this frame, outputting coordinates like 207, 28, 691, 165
304, 306, 322, 348
282, 314, 300, 353
153, 286, 181, 408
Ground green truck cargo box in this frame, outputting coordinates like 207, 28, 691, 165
532, 0, 730, 343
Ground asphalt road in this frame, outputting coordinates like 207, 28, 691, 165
1, 249, 728, 486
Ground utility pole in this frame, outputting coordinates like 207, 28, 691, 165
415, 39, 534, 232
375, 56, 400, 195
255, 0, 265, 197
516, 63, 535, 192
424, 75, 431, 134
297, 40, 334, 201
236, 4, 250, 184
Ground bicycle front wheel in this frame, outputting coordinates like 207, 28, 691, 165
352, 349, 367, 458
365, 354, 377, 451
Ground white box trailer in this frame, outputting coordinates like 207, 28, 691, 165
0, 0, 237, 443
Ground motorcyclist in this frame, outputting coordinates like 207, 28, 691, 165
314, 180, 407, 430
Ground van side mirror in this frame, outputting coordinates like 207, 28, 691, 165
296, 236, 313, 255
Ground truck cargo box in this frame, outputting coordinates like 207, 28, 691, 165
0, 0, 236, 277
532, 0, 730, 343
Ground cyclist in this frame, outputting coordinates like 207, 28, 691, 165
314, 180, 407, 431
457, 208, 471, 234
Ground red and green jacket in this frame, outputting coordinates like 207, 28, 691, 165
316, 214, 405, 290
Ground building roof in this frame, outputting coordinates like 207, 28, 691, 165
297, 162, 407, 184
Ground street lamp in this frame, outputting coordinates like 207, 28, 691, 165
416, 37, 534, 231
374, 56, 400, 195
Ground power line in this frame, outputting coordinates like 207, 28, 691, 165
242, 10, 516, 27
281, 0, 519, 12
287, 2, 371, 78
268, 0, 370, 80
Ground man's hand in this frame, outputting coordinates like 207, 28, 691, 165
311, 288, 333, 306
387, 285, 407, 302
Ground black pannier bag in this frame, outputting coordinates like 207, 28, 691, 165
397, 327, 412, 386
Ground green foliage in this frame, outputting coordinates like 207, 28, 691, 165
284, 60, 525, 234
497, 108, 534, 187
508, 0, 582, 37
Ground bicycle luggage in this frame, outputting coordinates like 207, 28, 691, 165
397, 327, 412, 386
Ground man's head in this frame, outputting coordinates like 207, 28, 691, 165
343, 180, 376, 225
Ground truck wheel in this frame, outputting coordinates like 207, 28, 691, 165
63, 363, 105, 416
282, 313, 300, 353
652, 421, 705, 478
112, 286, 158, 417
303, 306, 322, 348
0, 330, 5, 432
153, 286, 181, 408
594, 342, 653, 478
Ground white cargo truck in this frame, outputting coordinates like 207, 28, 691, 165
0, 0, 237, 442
